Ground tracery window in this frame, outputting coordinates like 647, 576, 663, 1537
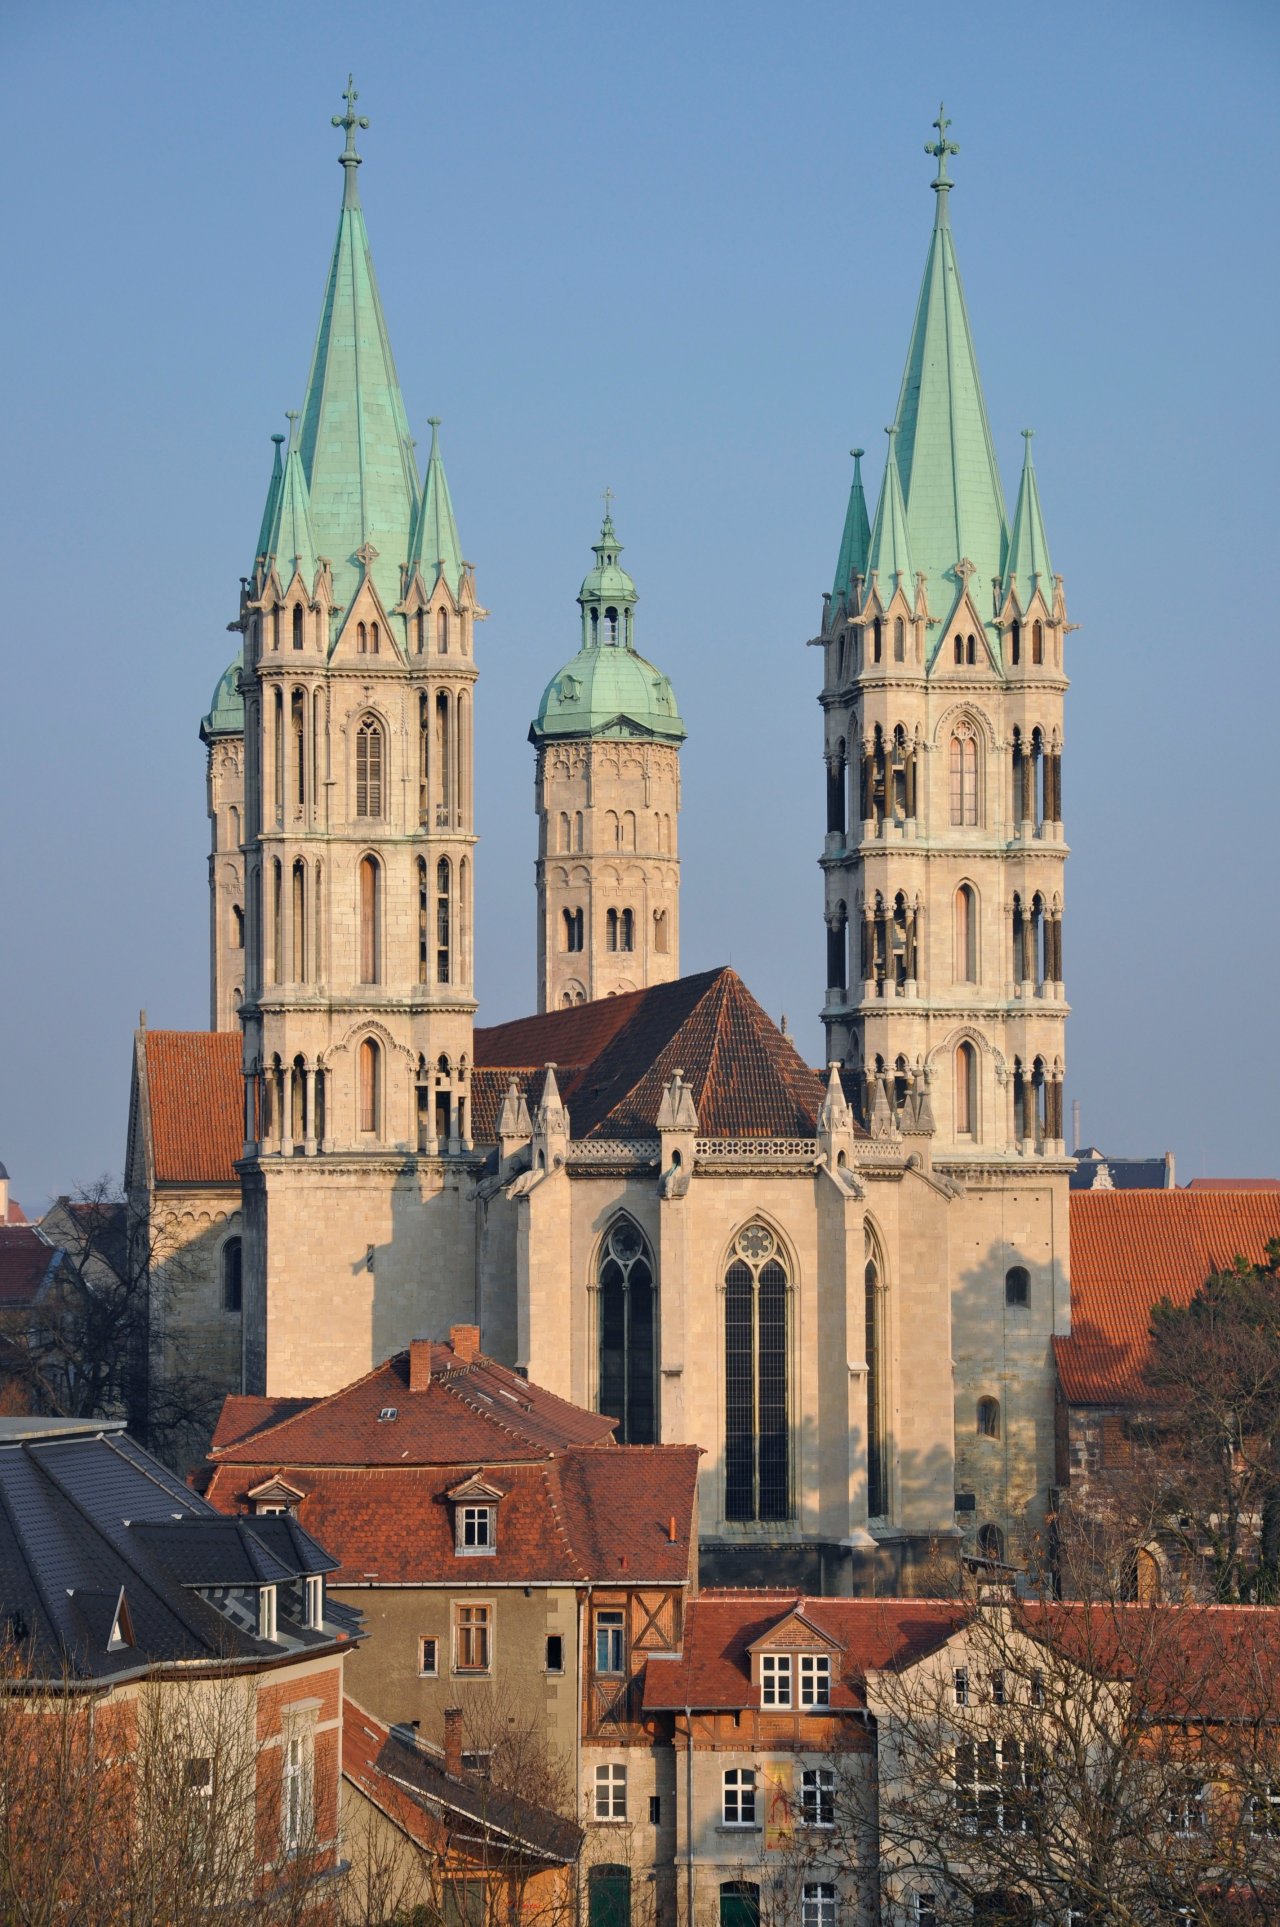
597, 1219, 656, 1443
724, 1224, 790, 1522
949, 723, 978, 826
355, 716, 383, 818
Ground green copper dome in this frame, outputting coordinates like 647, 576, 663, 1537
530, 514, 685, 745
200, 655, 244, 741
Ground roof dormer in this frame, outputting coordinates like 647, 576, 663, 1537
746, 1606, 842, 1709
446, 1473, 505, 1556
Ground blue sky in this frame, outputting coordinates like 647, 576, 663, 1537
2, 0, 1277, 1208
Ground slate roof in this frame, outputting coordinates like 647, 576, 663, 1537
209, 1341, 615, 1468
343, 1697, 582, 1864
1055, 1188, 1280, 1406
473, 967, 831, 1144
643, 1593, 966, 1712
0, 1228, 63, 1308
0, 1422, 356, 1683
140, 1030, 242, 1186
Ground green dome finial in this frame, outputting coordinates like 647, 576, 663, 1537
332, 75, 369, 207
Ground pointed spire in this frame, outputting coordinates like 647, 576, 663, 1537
407, 418, 464, 599
832, 448, 871, 607
264, 413, 319, 592
891, 109, 1008, 631
1002, 429, 1054, 605
817, 1061, 852, 1134
254, 434, 286, 569
866, 426, 914, 595
297, 81, 421, 627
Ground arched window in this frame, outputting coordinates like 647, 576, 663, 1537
605, 606, 619, 643
221, 1237, 242, 1314
292, 860, 307, 982
573, 811, 584, 853
557, 812, 570, 853
1005, 1265, 1030, 1308
978, 1396, 1001, 1439
966, 633, 977, 664
653, 908, 669, 955
564, 907, 584, 953
355, 717, 384, 818
435, 692, 452, 827
418, 694, 430, 823
292, 603, 303, 649
954, 883, 977, 983
724, 1224, 790, 1523
358, 1037, 381, 1136
719, 1881, 761, 1927
436, 858, 451, 983
589, 1866, 631, 1927
417, 859, 429, 984
438, 608, 449, 653
597, 1218, 656, 1444
270, 859, 283, 984
358, 856, 381, 984
416, 609, 425, 653
619, 909, 634, 952
291, 690, 306, 810
1032, 619, 1044, 665
369, 621, 380, 655
865, 1226, 888, 1518
290, 1054, 306, 1145
978, 1526, 1006, 1567
272, 688, 284, 822
623, 811, 636, 851
872, 618, 882, 663
893, 616, 905, 662
955, 1041, 978, 1137
1010, 619, 1021, 665
231, 902, 244, 950
953, 634, 964, 664
606, 908, 619, 952
357, 621, 368, 654
949, 724, 978, 827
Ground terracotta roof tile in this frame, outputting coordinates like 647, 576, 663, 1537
209, 1395, 317, 1454
210, 1341, 615, 1468
1056, 1188, 1280, 1405
0, 1228, 61, 1307
143, 1031, 242, 1185
473, 968, 833, 1144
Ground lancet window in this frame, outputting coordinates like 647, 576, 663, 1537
724, 1224, 791, 1523
597, 1218, 656, 1445
950, 723, 978, 826
955, 1041, 978, 1137
954, 883, 977, 983
355, 717, 384, 818
865, 1226, 888, 1518
436, 858, 451, 984
358, 856, 381, 985
358, 1037, 381, 1136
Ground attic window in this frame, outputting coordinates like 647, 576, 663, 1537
258, 1586, 278, 1643
760, 1653, 792, 1708
456, 1505, 495, 1555
799, 1654, 831, 1706
304, 1575, 324, 1630
107, 1595, 135, 1652
379, 1407, 398, 1423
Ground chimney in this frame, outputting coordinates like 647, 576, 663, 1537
0, 1166, 8, 1225
408, 1339, 434, 1393
443, 1705, 463, 1778
450, 1324, 480, 1365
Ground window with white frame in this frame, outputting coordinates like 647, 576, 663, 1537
954, 1738, 1035, 1834
594, 1609, 625, 1675
802, 1885, 836, 1927
953, 1665, 969, 1706
760, 1652, 791, 1707
800, 1767, 834, 1827
722, 1766, 757, 1827
282, 1731, 313, 1855
1166, 1776, 1205, 1837
304, 1575, 324, 1630
418, 1635, 439, 1677
453, 1601, 491, 1673
1249, 1782, 1280, 1835
594, 1762, 627, 1821
184, 1756, 214, 1802
912, 1896, 937, 1927
258, 1585, 277, 1642
798, 1653, 830, 1706
456, 1505, 495, 1554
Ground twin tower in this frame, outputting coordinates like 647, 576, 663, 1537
200, 91, 1068, 1396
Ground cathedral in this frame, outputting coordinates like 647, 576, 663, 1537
130, 93, 1071, 1590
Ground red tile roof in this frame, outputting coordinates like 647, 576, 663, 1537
0, 1228, 62, 1307
205, 1445, 698, 1587
1019, 1602, 1280, 1722
210, 1341, 616, 1468
643, 1595, 966, 1711
4, 1200, 27, 1226
142, 1031, 242, 1185
1056, 1188, 1280, 1406
474, 968, 833, 1143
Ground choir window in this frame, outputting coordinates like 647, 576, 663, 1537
724, 1224, 791, 1523
597, 1218, 657, 1443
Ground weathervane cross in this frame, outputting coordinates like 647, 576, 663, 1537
602, 486, 615, 524
332, 74, 369, 160
926, 102, 960, 185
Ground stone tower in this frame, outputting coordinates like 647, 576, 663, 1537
530, 514, 685, 1011
201, 632, 253, 1032
233, 85, 485, 1395
819, 113, 1067, 1161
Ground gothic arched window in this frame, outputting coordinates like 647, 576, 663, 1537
1005, 1266, 1030, 1308
292, 603, 303, 650
417, 858, 429, 984
221, 1237, 242, 1314
653, 908, 669, 955
978, 1523, 1005, 1562
355, 716, 384, 818
954, 883, 977, 983
438, 608, 449, 653
358, 1037, 381, 1136
619, 908, 634, 952
893, 616, 905, 662
1032, 619, 1044, 665
865, 1226, 888, 1518
978, 1396, 1001, 1439
563, 907, 584, 953
358, 856, 381, 985
949, 724, 978, 827
1011, 619, 1021, 665
436, 857, 451, 984
597, 1218, 656, 1444
724, 1224, 791, 1523
955, 1041, 978, 1137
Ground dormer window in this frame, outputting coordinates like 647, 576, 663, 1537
760, 1653, 792, 1707
304, 1575, 324, 1630
799, 1654, 831, 1706
258, 1585, 278, 1643
456, 1505, 495, 1555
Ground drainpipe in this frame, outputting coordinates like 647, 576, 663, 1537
576, 1585, 589, 1927
684, 1703, 695, 1927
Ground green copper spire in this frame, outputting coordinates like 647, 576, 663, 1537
407, 417, 463, 598
264, 414, 320, 591
891, 107, 1008, 637
254, 434, 286, 568
865, 426, 914, 596
832, 448, 871, 606
297, 80, 420, 627
1002, 428, 1054, 605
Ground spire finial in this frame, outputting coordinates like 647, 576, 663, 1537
285, 409, 300, 453
1022, 427, 1035, 452
601, 485, 615, 533
332, 75, 369, 202
851, 447, 865, 461
926, 102, 960, 218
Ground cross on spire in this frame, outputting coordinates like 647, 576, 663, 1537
926, 101, 960, 192
332, 74, 369, 179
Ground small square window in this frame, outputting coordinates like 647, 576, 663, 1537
545, 1633, 564, 1673
418, 1636, 439, 1677
594, 1762, 627, 1821
649, 1794, 661, 1825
